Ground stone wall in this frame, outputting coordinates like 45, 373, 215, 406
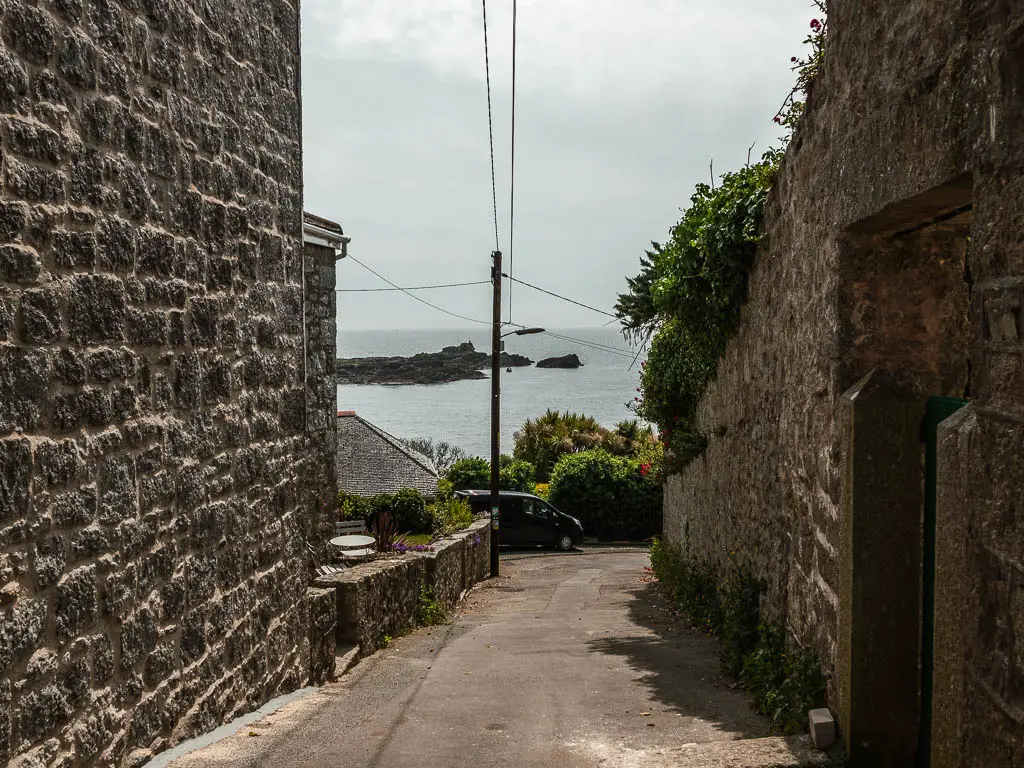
314, 519, 491, 657
662, 1, 1024, 764
0, 1, 337, 765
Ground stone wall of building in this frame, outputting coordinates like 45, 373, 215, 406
663, 1, 1024, 763
0, 1, 336, 765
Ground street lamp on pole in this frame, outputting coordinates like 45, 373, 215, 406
489, 251, 544, 577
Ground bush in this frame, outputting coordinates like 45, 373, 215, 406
446, 457, 490, 491
499, 458, 536, 493
337, 491, 371, 521
429, 496, 474, 537
360, 489, 431, 534
548, 449, 662, 541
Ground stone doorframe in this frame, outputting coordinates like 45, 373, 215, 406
835, 174, 974, 766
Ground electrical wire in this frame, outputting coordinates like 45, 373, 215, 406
502, 274, 618, 319
481, 0, 500, 253
541, 331, 637, 359
336, 281, 490, 293
347, 255, 491, 327
507, 0, 518, 325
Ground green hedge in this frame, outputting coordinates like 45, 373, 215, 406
446, 457, 490, 491
445, 456, 537, 494
548, 449, 662, 541
339, 488, 431, 534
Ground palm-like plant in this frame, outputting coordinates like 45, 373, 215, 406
514, 410, 612, 481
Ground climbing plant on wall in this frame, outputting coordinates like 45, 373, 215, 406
616, 3, 828, 472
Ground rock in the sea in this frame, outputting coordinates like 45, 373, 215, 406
337, 341, 533, 385
536, 354, 583, 369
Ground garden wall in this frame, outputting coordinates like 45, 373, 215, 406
663, 1, 1024, 764
313, 519, 491, 656
0, 1, 338, 765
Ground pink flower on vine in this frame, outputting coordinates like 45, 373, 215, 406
810, 18, 822, 31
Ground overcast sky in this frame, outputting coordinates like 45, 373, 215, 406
301, 0, 816, 331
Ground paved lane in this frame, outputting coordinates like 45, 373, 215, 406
165, 552, 793, 768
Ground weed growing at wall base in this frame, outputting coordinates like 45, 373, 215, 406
417, 583, 447, 626
648, 538, 827, 733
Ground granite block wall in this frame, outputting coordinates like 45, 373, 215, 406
0, 0, 336, 765
662, 1, 1024, 762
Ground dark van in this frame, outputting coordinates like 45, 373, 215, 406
454, 490, 584, 551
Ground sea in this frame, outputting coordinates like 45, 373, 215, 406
336, 328, 646, 458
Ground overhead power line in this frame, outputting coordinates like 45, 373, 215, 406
337, 280, 490, 293
502, 274, 618, 319
507, 0, 518, 325
541, 331, 637, 359
481, 0, 500, 252
347, 255, 491, 327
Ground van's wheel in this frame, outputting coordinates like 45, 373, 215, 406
556, 534, 574, 551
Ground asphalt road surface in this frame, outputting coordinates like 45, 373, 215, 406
165, 551, 821, 768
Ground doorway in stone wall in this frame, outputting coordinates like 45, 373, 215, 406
838, 172, 973, 767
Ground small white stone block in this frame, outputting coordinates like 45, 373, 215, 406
808, 708, 837, 750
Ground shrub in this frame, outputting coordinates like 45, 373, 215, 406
548, 449, 662, 541
361, 489, 431, 534
446, 457, 490, 491
429, 496, 474, 537
389, 488, 430, 533
337, 491, 370, 521
499, 458, 536, 493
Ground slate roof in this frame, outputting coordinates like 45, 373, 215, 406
335, 412, 440, 498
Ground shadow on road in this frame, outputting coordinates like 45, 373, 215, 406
586, 579, 769, 740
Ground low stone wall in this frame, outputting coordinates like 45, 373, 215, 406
313, 519, 490, 656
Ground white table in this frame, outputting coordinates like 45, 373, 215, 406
330, 534, 375, 558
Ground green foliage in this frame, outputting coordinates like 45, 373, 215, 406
417, 583, 447, 626
616, 7, 829, 475
445, 457, 491, 491
548, 449, 662, 541
337, 491, 370, 521
513, 410, 607, 482
499, 458, 536, 493
741, 625, 827, 734
340, 489, 431, 534
429, 496, 474, 537
649, 539, 827, 734
649, 537, 721, 633
618, 159, 777, 472
389, 488, 431, 533
444, 456, 539, 494
719, 565, 764, 679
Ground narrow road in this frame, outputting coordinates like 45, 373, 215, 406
165, 551, 821, 767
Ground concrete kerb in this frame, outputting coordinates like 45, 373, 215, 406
142, 688, 321, 768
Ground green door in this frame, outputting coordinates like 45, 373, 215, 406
918, 396, 968, 767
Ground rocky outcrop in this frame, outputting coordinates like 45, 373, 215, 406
537, 354, 583, 369
337, 342, 533, 385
